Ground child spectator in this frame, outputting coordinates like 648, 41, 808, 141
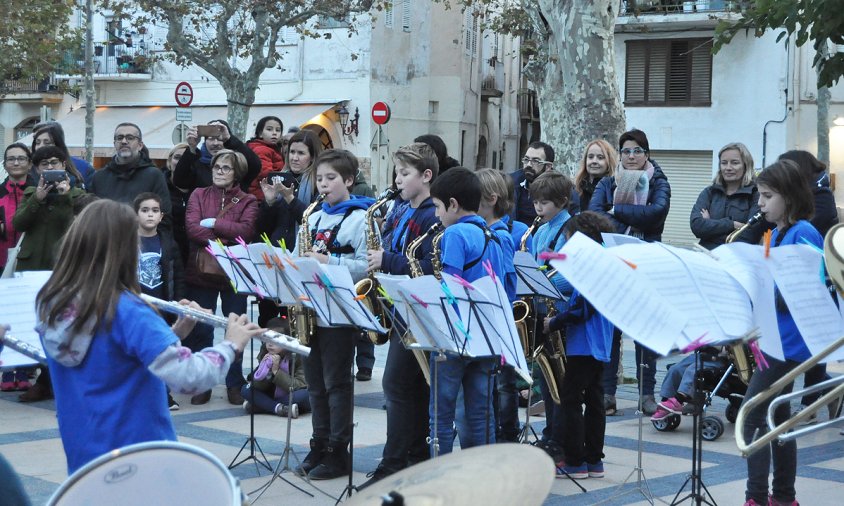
246, 116, 285, 201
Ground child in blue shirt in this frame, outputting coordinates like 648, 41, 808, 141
429, 167, 506, 455
544, 211, 615, 480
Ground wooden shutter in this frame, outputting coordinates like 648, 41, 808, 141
648, 41, 668, 103
402, 0, 411, 32
625, 41, 647, 104
690, 40, 713, 105
385, 5, 393, 28
649, 150, 714, 246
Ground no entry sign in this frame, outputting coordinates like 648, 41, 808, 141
175, 82, 193, 107
371, 102, 391, 125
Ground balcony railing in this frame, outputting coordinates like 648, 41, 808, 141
481, 57, 505, 99
0, 77, 57, 94
621, 0, 750, 15
58, 42, 152, 76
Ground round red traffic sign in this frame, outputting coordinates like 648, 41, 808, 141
175, 82, 193, 107
371, 102, 391, 125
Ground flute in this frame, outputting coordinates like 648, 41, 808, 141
0, 334, 48, 365
140, 294, 310, 357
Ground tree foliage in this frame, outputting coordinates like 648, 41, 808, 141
104, 0, 384, 137
714, 0, 844, 87
0, 1, 82, 87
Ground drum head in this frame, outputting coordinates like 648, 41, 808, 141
48, 442, 241, 506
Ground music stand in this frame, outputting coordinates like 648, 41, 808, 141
228, 326, 272, 473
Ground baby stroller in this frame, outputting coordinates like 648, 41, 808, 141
652, 344, 753, 441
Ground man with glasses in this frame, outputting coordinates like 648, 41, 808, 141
510, 141, 579, 225
89, 123, 172, 228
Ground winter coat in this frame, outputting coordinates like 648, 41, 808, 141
172, 135, 262, 193
510, 168, 580, 226
246, 139, 285, 201
810, 173, 839, 238
351, 170, 375, 197
89, 157, 172, 230
12, 186, 87, 271
185, 185, 258, 289
690, 183, 761, 249
162, 168, 192, 266
587, 159, 671, 242
0, 177, 31, 268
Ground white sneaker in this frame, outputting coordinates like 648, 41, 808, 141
793, 404, 817, 425
276, 403, 299, 418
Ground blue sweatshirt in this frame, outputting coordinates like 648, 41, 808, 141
380, 197, 440, 275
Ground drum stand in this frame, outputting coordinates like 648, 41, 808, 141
670, 350, 717, 506
249, 351, 316, 502
229, 337, 272, 473
598, 360, 654, 505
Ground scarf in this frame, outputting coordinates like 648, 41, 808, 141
613, 161, 654, 206
296, 168, 315, 203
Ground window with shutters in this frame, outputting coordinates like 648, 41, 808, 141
401, 0, 411, 32
625, 38, 712, 107
464, 9, 478, 57
385, 4, 393, 29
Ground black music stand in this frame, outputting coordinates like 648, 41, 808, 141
228, 329, 272, 473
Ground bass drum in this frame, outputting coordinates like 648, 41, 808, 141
47, 441, 246, 506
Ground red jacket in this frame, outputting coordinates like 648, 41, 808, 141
246, 139, 284, 201
0, 177, 31, 268
185, 185, 258, 288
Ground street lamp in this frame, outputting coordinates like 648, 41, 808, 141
337, 104, 359, 138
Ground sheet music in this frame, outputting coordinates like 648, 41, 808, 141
243, 243, 306, 305
374, 273, 412, 335
601, 233, 645, 247
550, 233, 687, 355
513, 251, 564, 299
394, 275, 467, 354
0, 271, 50, 369
296, 261, 386, 333
206, 241, 255, 295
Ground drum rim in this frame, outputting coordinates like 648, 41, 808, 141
47, 441, 240, 505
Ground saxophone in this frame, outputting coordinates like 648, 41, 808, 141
289, 193, 325, 346
534, 273, 567, 405
355, 188, 399, 345
515, 217, 542, 356
403, 222, 444, 385
724, 211, 762, 383
431, 226, 445, 279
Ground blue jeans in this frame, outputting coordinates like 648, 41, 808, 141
429, 355, 496, 455
355, 333, 375, 371
496, 365, 520, 441
660, 353, 719, 400
240, 383, 311, 414
183, 285, 248, 389
742, 352, 798, 505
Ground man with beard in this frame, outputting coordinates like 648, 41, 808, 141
90, 123, 172, 229
510, 141, 579, 225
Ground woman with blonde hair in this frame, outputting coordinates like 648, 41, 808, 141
690, 142, 761, 249
574, 139, 617, 211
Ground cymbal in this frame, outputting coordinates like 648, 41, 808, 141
824, 223, 844, 296
346, 443, 554, 506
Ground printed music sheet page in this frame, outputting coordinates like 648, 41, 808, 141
0, 271, 50, 369
551, 233, 687, 355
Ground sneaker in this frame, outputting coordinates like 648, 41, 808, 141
168, 394, 180, 411
275, 403, 299, 418
15, 380, 31, 391
604, 394, 618, 416
651, 406, 674, 421
0, 381, 15, 392
227, 386, 245, 405
242, 400, 252, 414
640, 395, 657, 415
556, 461, 588, 479
793, 404, 817, 425
358, 464, 395, 490
587, 461, 605, 478
768, 495, 799, 506
657, 397, 683, 414
528, 400, 545, 416
681, 402, 698, 416
356, 368, 372, 381
191, 390, 211, 405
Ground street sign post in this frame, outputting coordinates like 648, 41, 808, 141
371, 102, 391, 125
174, 82, 194, 143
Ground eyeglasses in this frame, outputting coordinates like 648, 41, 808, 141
522, 157, 551, 167
213, 165, 234, 174
114, 134, 140, 143
4, 156, 29, 164
38, 158, 64, 168
620, 147, 646, 156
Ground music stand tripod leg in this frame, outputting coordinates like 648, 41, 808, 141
229, 334, 272, 473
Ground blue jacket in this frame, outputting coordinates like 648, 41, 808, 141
587, 159, 671, 242
490, 218, 518, 302
532, 209, 573, 310
548, 290, 613, 362
690, 183, 761, 249
380, 197, 440, 275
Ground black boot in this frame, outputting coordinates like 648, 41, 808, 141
294, 438, 327, 477
308, 442, 349, 480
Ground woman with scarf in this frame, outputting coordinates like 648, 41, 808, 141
588, 129, 671, 415
574, 139, 617, 213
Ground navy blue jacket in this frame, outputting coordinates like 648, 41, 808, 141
690, 183, 761, 249
811, 173, 839, 238
587, 160, 671, 242
509, 168, 580, 226
380, 197, 439, 275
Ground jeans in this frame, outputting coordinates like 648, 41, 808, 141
800, 363, 830, 406
429, 355, 496, 455
183, 285, 248, 389
497, 365, 520, 441
355, 333, 375, 371
561, 356, 606, 466
381, 332, 429, 470
601, 328, 623, 396
742, 352, 798, 505
635, 342, 658, 396
240, 383, 311, 414
660, 354, 720, 400
306, 326, 355, 446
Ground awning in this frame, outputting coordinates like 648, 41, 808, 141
21, 102, 340, 159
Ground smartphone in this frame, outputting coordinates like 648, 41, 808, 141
42, 170, 68, 185
267, 171, 295, 187
197, 124, 224, 138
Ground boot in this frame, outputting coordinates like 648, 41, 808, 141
308, 442, 350, 480
294, 438, 327, 477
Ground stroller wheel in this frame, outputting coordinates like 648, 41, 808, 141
725, 403, 738, 424
652, 414, 680, 432
701, 416, 725, 441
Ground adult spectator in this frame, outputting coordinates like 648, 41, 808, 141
160, 143, 191, 265
574, 139, 617, 212
183, 149, 258, 406
89, 123, 172, 228
0, 144, 33, 272
588, 128, 671, 415
31, 122, 94, 189
414, 134, 460, 175
511, 141, 579, 225
690, 142, 762, 249
174, 119, 261, 193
